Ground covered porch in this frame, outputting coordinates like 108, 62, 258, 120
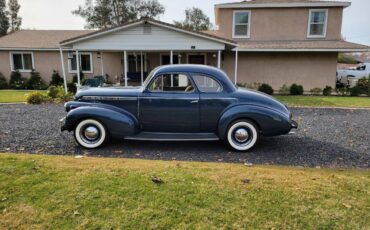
59, 18, 238, 90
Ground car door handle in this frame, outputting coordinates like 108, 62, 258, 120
190, 100, 199, 104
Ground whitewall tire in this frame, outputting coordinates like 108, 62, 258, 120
226, 120, 259, 151
74, 119, 108, 149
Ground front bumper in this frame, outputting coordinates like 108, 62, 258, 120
60, 117, 67, 132
290, 120, 298, 129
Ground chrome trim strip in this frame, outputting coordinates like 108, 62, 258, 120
200, 98, 237, 100
82, 96, 138, 101
141, 97, 199, 100
124, 137, 219, 141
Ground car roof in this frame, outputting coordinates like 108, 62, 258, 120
155, 64, 237, 92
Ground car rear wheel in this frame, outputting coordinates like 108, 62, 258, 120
226, 120, 259, 151
74, 119, 108, 149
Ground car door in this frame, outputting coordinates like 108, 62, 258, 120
139, 72, 200, 132
191, 73, 236, 133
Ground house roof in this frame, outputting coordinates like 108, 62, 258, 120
59, 17, 237, 47
215, 0, 351, 8
0, 30, 93, 50
0, 18, 367, 53
236, 40, 370, 52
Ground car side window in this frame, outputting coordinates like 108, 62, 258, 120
148, 73, 194, 93
192, 74, 222, 93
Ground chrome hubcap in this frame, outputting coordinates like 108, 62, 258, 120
84, 126, 99, 141
234, 128, 249, 142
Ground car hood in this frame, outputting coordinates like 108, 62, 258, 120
75, 87, 142, 99
234, 87, 290, 116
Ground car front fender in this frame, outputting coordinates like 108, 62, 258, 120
218, 104, 292, 139
63, 104, 139, 138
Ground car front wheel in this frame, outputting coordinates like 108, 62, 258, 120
226, 120, 259, 151
74, 119, 108, 149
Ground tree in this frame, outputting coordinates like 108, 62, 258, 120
174, 7, 212, 31
8, 0, 21, 32
73, 0, 165, 29
0, 0, 9, 36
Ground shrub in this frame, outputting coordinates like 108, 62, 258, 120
246, 82, 261, 90
336, 87, 349, 96
0, 72, 8, 89
47, 85, 63, 99
310, 87, 322, 96
49, 70, 64, 86
9, 71, 27, 89
323, 86, 333, 96
27, 70, 47, 90
72, 71, 84, 83
258, 83, 274, 95
290, 84, 304, 95
236, 82, 247, 88
67, 82, 77, 94
349, 86, 361, 97
279, 84, 290, 95
26, 92, 51, 104
356, 77, 370, 96
56, 90, 74, 102
237, 82, 261, 90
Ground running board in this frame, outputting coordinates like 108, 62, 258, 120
124, 132, 219, 141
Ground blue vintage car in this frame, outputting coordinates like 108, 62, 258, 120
61, 65, 297, 151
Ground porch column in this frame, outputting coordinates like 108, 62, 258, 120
217, 50, 221, 69
124, 50, 128, 87
170, 50, 173, 87
234, 47, 239, 84
76, 50, 81, 87
100, 52, 104, 76
59, 47, 68, 93
140, 52, 144, 86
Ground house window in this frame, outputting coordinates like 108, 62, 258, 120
10, 52, 34, 72
69, 53, 93, 73
128, 54, 147, 72
233, 11, 251, 38
308, 9, 328, 38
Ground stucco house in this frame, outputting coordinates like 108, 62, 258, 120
0, 0, 368, 90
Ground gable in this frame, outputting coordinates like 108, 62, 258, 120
70, 22, 226, 51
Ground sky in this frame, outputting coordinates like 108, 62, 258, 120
18, 0, 370, 45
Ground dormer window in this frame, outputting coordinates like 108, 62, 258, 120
233, 10, 251, 38
308, 9, 328, 38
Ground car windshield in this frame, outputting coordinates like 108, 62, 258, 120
142, 68, 157, 89
356, 65, 366, 71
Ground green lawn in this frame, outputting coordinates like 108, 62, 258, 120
275, 95, 370, 108
0, 90, 45, 103
0, 154, 369, 229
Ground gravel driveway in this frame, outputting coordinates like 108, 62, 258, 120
0, 104, 369, 168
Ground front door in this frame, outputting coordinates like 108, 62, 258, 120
188, 54, 206, 65
139, 72, 200, 132
191, 73, 235, 132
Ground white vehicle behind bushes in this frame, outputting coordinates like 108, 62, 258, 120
337, 63, 370, 88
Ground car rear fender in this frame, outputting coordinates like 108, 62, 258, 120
64, 104, 139, 138
218, 104, 291, 139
